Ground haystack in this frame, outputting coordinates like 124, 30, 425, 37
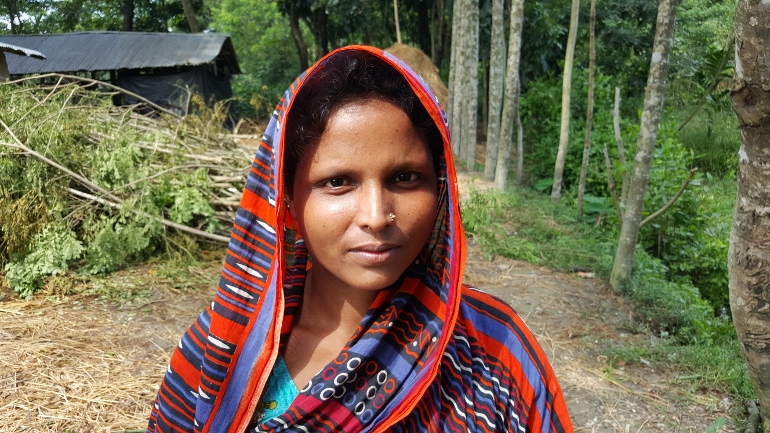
385, 43, 448, 109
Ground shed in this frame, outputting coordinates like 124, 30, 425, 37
0, 42, 46, 80
0, 32, 241, 114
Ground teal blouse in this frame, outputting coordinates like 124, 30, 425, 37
249, 355, 300, 427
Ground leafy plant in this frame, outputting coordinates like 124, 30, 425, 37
5, 223, 84, 298
0, 80, 243, 296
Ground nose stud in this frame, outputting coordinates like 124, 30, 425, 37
389, 213, 396, 222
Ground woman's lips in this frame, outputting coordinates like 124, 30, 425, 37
348, 245, 400, 265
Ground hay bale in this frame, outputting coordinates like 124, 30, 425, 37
385, 43, 449, 110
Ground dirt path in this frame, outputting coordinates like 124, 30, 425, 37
0, 176, 734, 432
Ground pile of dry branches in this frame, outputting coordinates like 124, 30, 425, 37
0, 75, 257, 295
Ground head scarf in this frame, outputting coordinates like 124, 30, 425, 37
147, 45, 572, 433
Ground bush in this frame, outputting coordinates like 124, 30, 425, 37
0, 81, 242, 297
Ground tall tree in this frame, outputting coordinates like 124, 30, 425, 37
448, 0, 464, 157
180, 0, 199, 32
288, 0, 309, 70
392, 0, 401, 44
494, 0, 524, 190
461, 0, 479, 171
122, 0, 133, 30
610, 0, 681, 290
729, 1, 770, 428
576, 0, 597, 217
550, 0, 580, 201
484, 0, 505, 181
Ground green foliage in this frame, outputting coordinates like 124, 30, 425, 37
5, 223, 84, 298
462, 188, 733, 343
213, 0, 306, 119
605, 338, 754, 400
520, 68, 632, 199
463, 187, 750, 401
0, 81, 236, 296
462, 188, 611, 271
677, 109, 740, 178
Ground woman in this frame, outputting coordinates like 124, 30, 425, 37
148, 45, 573, 433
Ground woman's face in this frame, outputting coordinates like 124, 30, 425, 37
289, 98, 438, 294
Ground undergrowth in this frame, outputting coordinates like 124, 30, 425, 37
461, 187, 752, 401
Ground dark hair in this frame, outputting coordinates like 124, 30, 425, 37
283, 50, 443, 192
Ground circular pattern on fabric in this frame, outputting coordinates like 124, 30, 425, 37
301, 380, 312, 393
355, 377, 368, 390
366, 386, 377, 400
373, 394, 386, 409
334, 352, 349, 365
322, 366, 336, 381
320, 387, 335, 401
343, 392, 357, 406
334, 372, 349, 385
347, 357, 362, 371
364, 360, 378, 375
384, 378, 396, 393
376, 370, 388, 385
360, 409, 374, 423
354, 401, 366, 415
311, 382, 324, 395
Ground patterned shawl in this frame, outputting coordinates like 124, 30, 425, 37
147, 45, 572, 433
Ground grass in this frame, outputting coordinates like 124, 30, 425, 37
461, 186, 754, 402
676, 107, 741, 178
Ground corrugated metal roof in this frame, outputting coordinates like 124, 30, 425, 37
0, 31, 240, 74
0, 42, 46, 59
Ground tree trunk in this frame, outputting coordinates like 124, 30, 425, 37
393, 0, 402, 44
613, 87, 629, 206
414, 0, 432, 56
494, 0, 524, 190
551, 0, 580, 201
481, 60, 488, 135
461, 0, 479, 171
122, 0, 134, 31
448, 0, 464, 157
430, 0, 448, 68
289, 0, 309, 71
515, 77, 523, 186
484, 0, 505, 181
577, 0, 597, 217
314, 7, 329, 57
610, 0, 681, 290
180, 0, 199, 32
729, 1, 770, 428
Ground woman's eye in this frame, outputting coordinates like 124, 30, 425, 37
394, 172, 418, 183
324, 178, 347, 188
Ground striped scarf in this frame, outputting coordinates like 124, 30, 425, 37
147, 45, 572, 433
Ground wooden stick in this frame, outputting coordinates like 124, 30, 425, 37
0, 118, 124, 204
639, 168, 698, 228
66, 188, 230, 243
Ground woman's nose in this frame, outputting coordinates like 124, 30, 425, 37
354, 183, 393, 232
